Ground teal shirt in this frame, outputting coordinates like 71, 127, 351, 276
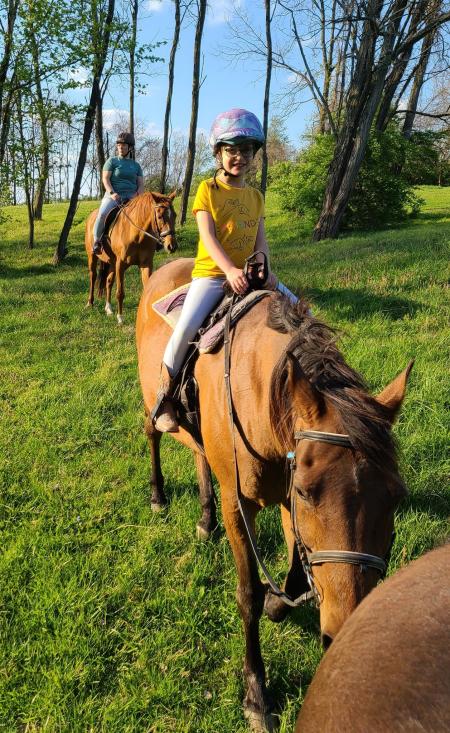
103, 157, 143, 198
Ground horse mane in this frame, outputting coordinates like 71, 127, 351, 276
125, 191, 172, 225
267, 296, 400, 476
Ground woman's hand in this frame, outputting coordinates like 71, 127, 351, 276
111, 192, 121, 203
226, 266, 249, 295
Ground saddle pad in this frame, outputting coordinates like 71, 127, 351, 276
152, 285, 271, 354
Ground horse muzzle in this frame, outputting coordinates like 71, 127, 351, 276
159, 229, 177, 254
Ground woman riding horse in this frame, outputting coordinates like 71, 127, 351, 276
92, 131, 144, 255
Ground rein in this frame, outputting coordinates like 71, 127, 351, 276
223, 304, 391, 609
115, 199, 175, 246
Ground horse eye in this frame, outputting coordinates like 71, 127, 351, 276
295, 484, 311, 502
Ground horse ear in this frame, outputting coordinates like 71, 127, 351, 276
168, 190, 177, 200
287, 353, 321, 423
375, 361, 414, 423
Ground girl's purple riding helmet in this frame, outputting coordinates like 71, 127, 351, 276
209, 108, 265, 154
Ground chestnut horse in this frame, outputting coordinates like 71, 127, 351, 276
85, 191, 177, 324
295, 542, 450, 733
136, 258, 412, 732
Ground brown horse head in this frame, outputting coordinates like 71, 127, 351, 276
149, 191, 178, 253
269, 297, 412, 646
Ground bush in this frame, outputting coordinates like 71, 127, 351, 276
270, 124, 422, 230
403, 130, 450, 186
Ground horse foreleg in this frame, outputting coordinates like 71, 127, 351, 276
194, 452, 217, 540
140, 266, 152, 289
105, 268, 115, 316
264, 503, 310, 623
115, 261, 126, 324
221, 493, 274, 733
144, 414, 167, 511
87, 255, 97, 307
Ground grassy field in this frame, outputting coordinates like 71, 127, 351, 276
0, 187, 449, 733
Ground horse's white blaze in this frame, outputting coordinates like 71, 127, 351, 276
105, 302, 113, 316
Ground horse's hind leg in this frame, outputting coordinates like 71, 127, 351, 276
115, 261, 126, 324
264, 503, 309, 623
194, 452, 217, 540
144, 414, 167, 511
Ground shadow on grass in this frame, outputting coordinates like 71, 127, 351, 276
304, 286, 423, 321
0, 252, 87, 280
398, 489, 450, 521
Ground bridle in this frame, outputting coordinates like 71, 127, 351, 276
288, 430, 392, 607
223, 299, 393, 610
115, 200, 176, 249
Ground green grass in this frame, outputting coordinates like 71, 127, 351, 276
0, 186, 449, 732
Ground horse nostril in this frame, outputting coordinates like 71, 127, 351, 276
321, 633, 333, 650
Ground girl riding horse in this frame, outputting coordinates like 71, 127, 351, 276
151, 108, 296, 433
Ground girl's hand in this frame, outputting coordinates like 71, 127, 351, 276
111, 192, 121, 203
226, 266, 249, 295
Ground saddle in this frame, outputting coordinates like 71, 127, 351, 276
152, 280, 272, 449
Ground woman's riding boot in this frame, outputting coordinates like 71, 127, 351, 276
93, 240, 103, 255
151, 364, 179, 433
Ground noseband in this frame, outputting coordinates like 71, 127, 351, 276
288, 431, 391, 607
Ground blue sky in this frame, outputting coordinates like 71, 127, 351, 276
100, 0, 314, 147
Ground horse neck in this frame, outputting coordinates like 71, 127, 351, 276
231, 307, 292, 461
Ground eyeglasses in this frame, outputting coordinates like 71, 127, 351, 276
222, 145, 254, 159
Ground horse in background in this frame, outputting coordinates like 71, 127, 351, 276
296, 543, 450, 733
85, 190, 177, 324
136, 257, 412, 732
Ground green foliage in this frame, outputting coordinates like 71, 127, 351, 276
271, 125, 423, 229
403, 130, 450, 186
0, 190, 449, 731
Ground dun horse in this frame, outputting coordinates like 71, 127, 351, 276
296, 542, 450, 733
136, 258, 412, 732
85, 191, 177, 324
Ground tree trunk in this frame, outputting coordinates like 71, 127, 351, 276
16, 94, 34, 249
402, 11, 440, 139
376, 0, 429, 132
53, 0, 116, 264
129, 0, 138, 136
30, 32, 49, 219
260, 0, 273, 197
0, 0, 19, 169
179, 0, 206, 225
313, 0, 407, 240
160, 0, 181, 193
95, 94, 106, 193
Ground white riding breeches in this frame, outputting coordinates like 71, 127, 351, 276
163, 276, 298, 377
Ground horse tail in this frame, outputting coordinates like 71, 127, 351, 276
97, 261, 109, 297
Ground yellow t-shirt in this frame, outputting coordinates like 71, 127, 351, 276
191, 177, 264, 278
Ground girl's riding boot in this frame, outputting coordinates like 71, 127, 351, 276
151, 364, 179, 433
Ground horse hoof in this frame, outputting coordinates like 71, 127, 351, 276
244, 708, 275, 733
105, 304, 113, 316
117, 314, 124, 325
196, 523, 211, 541
85, 301, 93, 309
151, 500, 166, 513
